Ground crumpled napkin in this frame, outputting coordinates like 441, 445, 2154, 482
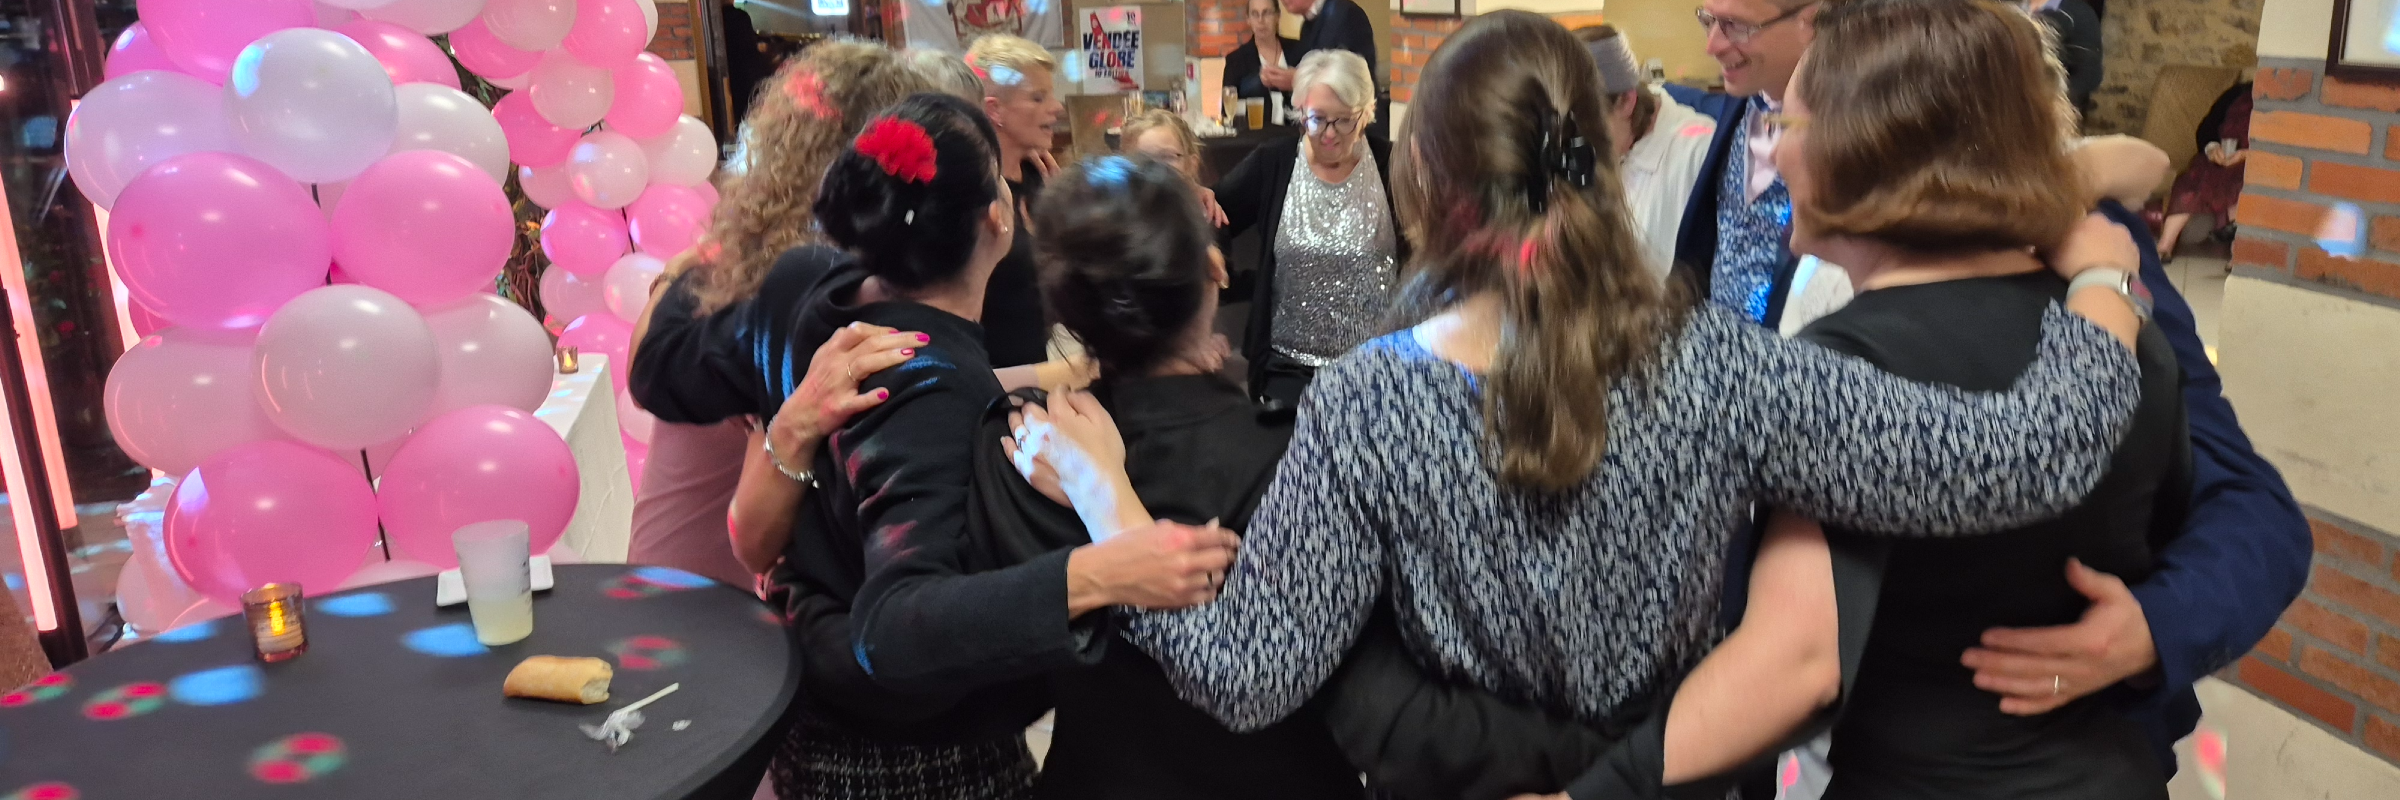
580, 683, 679, 752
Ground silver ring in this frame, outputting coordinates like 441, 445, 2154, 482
2051, 675, 2062, 696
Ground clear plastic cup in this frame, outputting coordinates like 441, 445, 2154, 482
454, 520, 534, 646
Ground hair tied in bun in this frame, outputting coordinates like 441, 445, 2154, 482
857, 118, 940, 184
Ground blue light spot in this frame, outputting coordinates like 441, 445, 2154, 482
630, 567, 713, 589
988, 64, 1025, 87
1086, 156, 1134, 189
402, 623, 489, 657
229, 46, 265, 97
154, 619, 217, 643
3, 573, 19, 591
2317, 201, 2367, 258
169, 665, 263, 706
317, 592, 394, 618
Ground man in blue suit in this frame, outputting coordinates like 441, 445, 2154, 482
1660, 0, 2311, 782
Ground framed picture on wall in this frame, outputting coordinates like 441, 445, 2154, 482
2330, 0, 2400, 78
1399, 0, 1461, 17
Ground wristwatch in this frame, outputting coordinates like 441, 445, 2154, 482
2067, 268, 2152, 322
760, 428, 817, 488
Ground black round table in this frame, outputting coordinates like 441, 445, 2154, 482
0, 565, 796, 800
1199, 124, 1297, 185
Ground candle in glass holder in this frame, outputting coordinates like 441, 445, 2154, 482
557, 346, 580, 374
242, 584, 308, 662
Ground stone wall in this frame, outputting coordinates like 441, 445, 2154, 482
2086, 0, 2264, 134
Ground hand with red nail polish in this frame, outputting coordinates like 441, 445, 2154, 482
766, 322, 925, 471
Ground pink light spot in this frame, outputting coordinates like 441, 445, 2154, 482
289, 733, 340, 755
253, 761, 305, 784
124, 683, 163, 698
34, 674, 67, 687
25, 784, 77, 800
83, 702, 125, 721
1, 693, 29, 708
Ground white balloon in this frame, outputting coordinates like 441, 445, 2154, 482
540, 263, 609, 322
105, 327, 285, 478
421, 294, 556, 415
320, 0, 402, 8
390, 83, 510, 181
253, 285, 442, 451
637, 0, 659, 39
226, 28, 399, 185
569, 130, 649, 209
483, 0, 578, 51
637, 115, 718, 187
602, 253, 665, 322
528, 51, 616, 130
359, 0, 488, 34
66, 71, 233, 210
518, 161, 577, 209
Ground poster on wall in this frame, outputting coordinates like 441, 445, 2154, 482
902, 0, 1066, 53
1079, 6, 1144, 94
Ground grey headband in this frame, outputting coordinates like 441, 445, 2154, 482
1587, 36, 1644, 96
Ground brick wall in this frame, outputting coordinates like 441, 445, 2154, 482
2230, 510, 2400, 764
649, 1, 697, 60
2234, 59, 2400, 303
1389, 14, 1462, 104
1192, 0, 1245, 58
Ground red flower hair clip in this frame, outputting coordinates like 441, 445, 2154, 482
856, 118, 938, 184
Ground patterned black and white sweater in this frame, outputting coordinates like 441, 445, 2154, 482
1128, 303, 2140, 732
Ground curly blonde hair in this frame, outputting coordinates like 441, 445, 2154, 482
689, 39, 939, 314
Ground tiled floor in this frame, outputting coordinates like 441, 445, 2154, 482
2164, 256, 2230, 356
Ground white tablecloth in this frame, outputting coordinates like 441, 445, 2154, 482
535, 354, 634, 564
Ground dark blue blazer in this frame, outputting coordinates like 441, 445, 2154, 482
1661, 83, 1751, 308
2098, 199, 2311, 772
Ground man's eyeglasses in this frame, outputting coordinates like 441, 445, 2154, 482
1303, 113, 1360, 136
1695, 3, 1816, 44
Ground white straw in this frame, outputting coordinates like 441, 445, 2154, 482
617, 683, 680, 716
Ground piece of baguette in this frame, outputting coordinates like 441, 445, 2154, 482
503, 656, 613, 704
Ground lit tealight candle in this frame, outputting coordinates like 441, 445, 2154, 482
241, 584, 308, 663
557, 346, 580, 375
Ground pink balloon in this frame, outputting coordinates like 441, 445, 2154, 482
108, 152, 332, 331
518, 162, 577, 209
606, 53, 684, 139
557, 313, 633, 393
539, 264, 608, 323
564, 0, 649, 70
333, 150, 513, 306
528, 51, 616, 130
125, 301, 170, 338
166, 441, 382, 606
378, 406, 581, 569
494, 91, 579, 168
105, 23, 184, 81
449, 19, 541, 81
567, 131, 649, 209
136, 0, 316, 84
105, 327, 287, 476
335, 20, 461, 90
421, 294, 557, 416
626, 184, 708, 258
693, 180, 720, 209
541, 203, 630, 278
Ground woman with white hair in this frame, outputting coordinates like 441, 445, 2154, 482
1212, 48, 1402, 408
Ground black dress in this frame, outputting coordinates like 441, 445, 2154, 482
968, 375, 1616, 800
983, 162, 1051, 369
1803, 272, 2189, 800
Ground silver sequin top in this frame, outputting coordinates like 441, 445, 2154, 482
1270, 142, 1398, 365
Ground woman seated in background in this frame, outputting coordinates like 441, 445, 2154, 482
2156, 80, 2251, 262
1774, 2, 2187, 796
1213, 48, 1402, 409
1017, 9, 2151, 799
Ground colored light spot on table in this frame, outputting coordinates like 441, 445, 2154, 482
0, 674, 70, 707
169, 665, 263, 706
80, 683, 165, 721
316, 592, 394, 618
402, 624, 489, 657
630, 566, 714, 589
605, 636, 688, 671
1, 782, 76, 800
755, 608, 785, 627
152, 619, 216, 643
249, 733, 346, 784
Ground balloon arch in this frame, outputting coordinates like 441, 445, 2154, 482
75, 0, 719, 629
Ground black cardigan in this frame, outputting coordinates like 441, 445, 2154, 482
1211, 134, 1405, 396
1223, 37, 1300, 100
